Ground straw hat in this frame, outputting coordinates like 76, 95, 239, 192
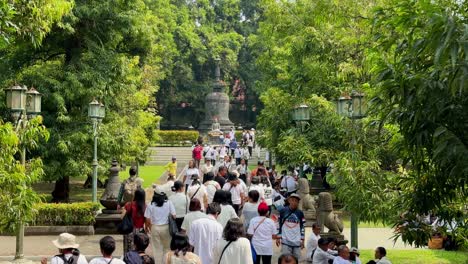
52, 233, 79, 249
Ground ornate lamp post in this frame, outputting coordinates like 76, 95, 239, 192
336, 90, 366, 248
88, 99, 105, 203
5, 84, 42, 263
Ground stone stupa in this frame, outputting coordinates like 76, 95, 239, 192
198, 58, 234, 133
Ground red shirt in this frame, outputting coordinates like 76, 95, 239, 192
125, 201, 145, 228
192, 146, 203, 160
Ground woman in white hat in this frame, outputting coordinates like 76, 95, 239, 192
41, 233, 88, 264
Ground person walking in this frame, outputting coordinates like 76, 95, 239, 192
213, 190, 238, 228
164, 156, 178, 177
204, 172, 221, 204
41, 233, 88, 264
236, 158, 250, 184
312, 238, 335, 264
242, 190, 260, 230
305, 223, 321, 262
247, 202, 277, 264
280, 170, 298, 197
276, 194, 305, 261
183, 160, 200, 192
200, 157, 214, 178
188, 203, 224, 264
249, 176, 265, 200
164, 233, 202, 264
187, 174, 208, 211
121, 188, 146, 253
214, 166, 228, 188
89, 236, 125, 264
145, 191, 176, 263
222, 173, 246, 216
180, 198, 208, 236
192, 144, 203, 168
234, 146, 242, 166
212, 218, 253, 264
169, 181, 189, 231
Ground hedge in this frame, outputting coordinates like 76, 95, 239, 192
154, 130, 199, 145
32, 202, 100, 226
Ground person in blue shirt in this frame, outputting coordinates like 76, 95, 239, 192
276, 193, 305, 261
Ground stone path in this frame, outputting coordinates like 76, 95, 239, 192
0, 227, 414, 263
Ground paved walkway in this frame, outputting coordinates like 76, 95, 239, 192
0, 227, 414, 263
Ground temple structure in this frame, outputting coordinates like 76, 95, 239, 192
198, 58, 234, 132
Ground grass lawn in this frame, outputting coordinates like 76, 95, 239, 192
34, 165, 165, 202
358, 249, 468, 264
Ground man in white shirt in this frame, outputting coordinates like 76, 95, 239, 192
306, 223, 321, 262
375, 247, 392, 264
188, 203, 223, 264
89, 236, 125, 264
41, 233, 88, 264
333, 245, 351, 264
200, 157, 214, 177
281, 172, 298, 196
222, 174, 246, 215
312, 238, 335, 264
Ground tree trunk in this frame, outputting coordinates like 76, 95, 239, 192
51, 176, 70, 203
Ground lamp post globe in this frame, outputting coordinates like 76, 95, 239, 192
26, 87, 42, 115
99, 103, 106, 119
351, 91, 366, 119
292, 104, 310, 122
6, 84, 27, 113
337, 95, 351, 117
88, 99, 101, 119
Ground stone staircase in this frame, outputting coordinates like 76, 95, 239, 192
145, 146, 269, 166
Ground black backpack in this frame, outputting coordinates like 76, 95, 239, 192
55, 250, 80, 264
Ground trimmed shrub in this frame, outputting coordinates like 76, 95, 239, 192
32, 202, 100, 226
154, 130, 199, 145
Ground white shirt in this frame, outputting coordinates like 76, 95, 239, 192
169, 192, 189, 218
187, 184, 207, 211
219, 147, 227, 158
262, 185, 273, 206
224, 138, 231, 146
234, 148, 242, 159
144, 201, 176, 225
217, 204, 238, 228
377, 257, 392, 264
50, 254, 88, 264
281, 175, 297, 192
236, 164, 248, 175
247, 216, 276, 255
333, 256, 351, 264
204, 180, 220, 204
212, 238, 253, 264
222, 182, 244, 205
185, 168, 199, 185
200, 163, 213, 175
89, 257, 125, 264
313, 247, 335, 264
306, 232, 321, 261
242, 202, 259, 229
249, 184, 265, 199
181, 211, 208, 235
188, 215, 223, 264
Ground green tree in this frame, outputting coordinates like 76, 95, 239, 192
1, 0, 165, 201
371, 0, 467, 246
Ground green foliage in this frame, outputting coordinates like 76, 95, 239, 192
0, 118, 49, 232
32, 202, 100, 226
154, 130, 199, 145
0, 0, 73, 48
0, 0, 163, 186
371, 0, 468, 246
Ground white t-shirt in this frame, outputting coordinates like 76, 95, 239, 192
217, 204, 238, 228
262, 184, 273, 206
169, 192, 189, 218
234, 148, 242, 159
313, 247, 335, 264
249, 184, 265, 200
50, 254, 88, 264
185, 168, 199, 185
89, 257, 125, 264
188, 216, 223, 264
247, 216, 277, 256
306, 232, 321, 261
144, 201, 176, 225
204, 180, 220, 204
222, 182, 244, 205
333, 256, 351, 264
281, 175, 298, 192
187, 184, 207, 211
242, 202, 259, 229
181, 211, 208, 235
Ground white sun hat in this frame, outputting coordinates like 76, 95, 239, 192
52, 233, 80, 249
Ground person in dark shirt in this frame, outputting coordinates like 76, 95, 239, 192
214, 165, 227, 188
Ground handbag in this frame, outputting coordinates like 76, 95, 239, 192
168, 215, 178, 237
117, 206, 134, 234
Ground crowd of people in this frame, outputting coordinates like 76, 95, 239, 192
42, 137, 393, 264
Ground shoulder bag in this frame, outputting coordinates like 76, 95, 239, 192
217, 241, 233, 264
117, 204, 134, 234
